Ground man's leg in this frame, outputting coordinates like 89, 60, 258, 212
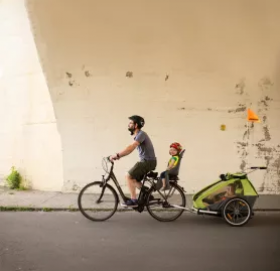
122, 161, 154, 206
125, 172, 140, 199
121, 162, 146, 206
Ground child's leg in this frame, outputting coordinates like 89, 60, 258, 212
162, 178, 166, 188
159, 171, 166, 189
163, 171, 171, 190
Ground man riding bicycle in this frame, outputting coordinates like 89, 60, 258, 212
110, 115, 157, 207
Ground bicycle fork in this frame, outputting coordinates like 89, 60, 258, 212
96, 175, 107, 204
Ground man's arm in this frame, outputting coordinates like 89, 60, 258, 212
118, 140, 140, 158
110, 140, 140, 161
110, 131, 145, 161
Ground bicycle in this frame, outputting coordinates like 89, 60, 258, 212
77, 156, 187, 222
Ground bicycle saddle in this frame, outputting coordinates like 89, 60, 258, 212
147, 171, 158, 178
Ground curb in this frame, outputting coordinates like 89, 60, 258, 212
1, 206, 279, 212
0, 206, 134, 212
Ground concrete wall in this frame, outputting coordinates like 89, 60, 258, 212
0, 0, 64, 190
0, 0, 279, 194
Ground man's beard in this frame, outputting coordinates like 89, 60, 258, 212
128, 127, 135, 135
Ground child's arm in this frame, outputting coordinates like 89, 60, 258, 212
166, 159, 175, 170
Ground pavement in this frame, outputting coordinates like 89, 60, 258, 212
0, 212, 280, 271
0, 187, 280, 211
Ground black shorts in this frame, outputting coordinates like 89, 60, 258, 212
128, 160, 157, 182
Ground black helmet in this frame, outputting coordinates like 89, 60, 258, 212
128, 115, 145, 129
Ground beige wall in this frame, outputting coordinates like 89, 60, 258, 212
0, 0, 279, 194
0, 0, 64, 190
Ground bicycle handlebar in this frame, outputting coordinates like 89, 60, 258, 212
106, 156, 114, 164
249, 166, 267, 170
242, 166, 268, 175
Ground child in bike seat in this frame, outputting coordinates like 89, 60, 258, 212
159, 142, 183, 190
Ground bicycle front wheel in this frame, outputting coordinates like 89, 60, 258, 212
146, 183, 186, 222
78, 181, 118, 222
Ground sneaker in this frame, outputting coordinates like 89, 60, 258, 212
121, 199, 138, 207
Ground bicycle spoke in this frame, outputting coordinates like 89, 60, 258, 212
146, 184, 186, 222
78, 181, 118, 222
223, 198, 251, 226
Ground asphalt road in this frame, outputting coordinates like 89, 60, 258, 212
0, 211, 279, 271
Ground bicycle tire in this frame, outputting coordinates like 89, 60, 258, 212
222, 197, 252, 227
146, 183, 186, 222
78, 181, 118, 222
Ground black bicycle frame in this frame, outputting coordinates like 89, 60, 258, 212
100, 158, 179, 207
108, 171, 130, 202
102, 159, 151, 203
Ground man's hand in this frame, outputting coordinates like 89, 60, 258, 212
109, 154, 119, 162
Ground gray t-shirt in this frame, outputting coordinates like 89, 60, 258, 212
134, 130, 156, 161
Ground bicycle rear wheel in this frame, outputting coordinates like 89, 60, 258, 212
146, 183, 186, 222
78, 181, 118, 221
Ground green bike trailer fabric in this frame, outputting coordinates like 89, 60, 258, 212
192, 173, 258, 211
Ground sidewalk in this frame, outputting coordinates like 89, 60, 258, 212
0, 187, 280, 211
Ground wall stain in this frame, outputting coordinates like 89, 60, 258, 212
253, 143, 274, 154
257, 79, 273, 145
84, 70, 91, 77
165, 74, 169, 81
126, 71, 133, 78
236, 132, 250, 170
236, 142, 248, 148
243, 130, 249, 140
66, 72, 72, 78
230, 80, 250, 170
65, 71, 79, 87
234, 77, 279, 193
258, 96, 273, 108
68, 80, 79, 87
240, 160, 246, 171
258, 77, 274, 91
235, 78, 246, 95
228, 103, 246, 113
231, 77, 279, 193
72, 184, 80, 191
63, 180, 81, 192
263, 126, 271, 141
228, 105, 246, 113
271, 156, 280, 189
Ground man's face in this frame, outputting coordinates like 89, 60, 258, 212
128, 120, 136, 135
